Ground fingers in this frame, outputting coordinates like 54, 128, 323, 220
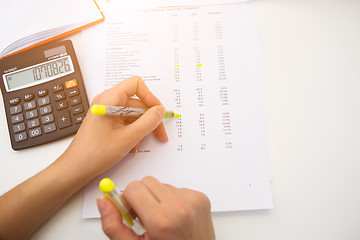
92, 76, 168, 143
121, 76, 162, 107
98, 76, 162, 107
97, 198, 138, 240
164, 184, 212, 213
122, 177, 174, 232
124, 102, 167, 142
122, 177, 214, 240
153, 124, 168, 142
124, 105, 166, 144
130, 138, 145, 153
123, 180, 159, 221
125, 98, 146, 108
141, 176, 174, 202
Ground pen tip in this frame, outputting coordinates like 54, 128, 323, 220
174, 113, 181, 118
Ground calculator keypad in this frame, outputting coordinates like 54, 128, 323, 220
26, 110, 38, 119
24, 101, 36, 110
37, 89, 48, 97
11, 114, 24, 123
27, 119, 40, 128
38, 96, 51, 106
8, 79, 86, 144
14, 132, 27, 142
9, 97, 20, 105
10, 105, 22, 114
44, 123, 56, 133
29, 127, 42, 138
13, 123, 25, 133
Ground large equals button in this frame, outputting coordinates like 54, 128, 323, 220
57, 110, 72, 129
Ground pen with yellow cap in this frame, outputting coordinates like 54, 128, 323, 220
91, 105, 181, 119
99, 178, 146, 236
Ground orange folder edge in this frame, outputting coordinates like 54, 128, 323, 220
2, 0, 105, 59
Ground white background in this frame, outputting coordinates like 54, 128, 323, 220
0, 0, 359, 239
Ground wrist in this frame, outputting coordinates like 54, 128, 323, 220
53, 147, 97, 187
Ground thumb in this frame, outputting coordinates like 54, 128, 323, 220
125, 105, 166, 143
97, 198, 138, 240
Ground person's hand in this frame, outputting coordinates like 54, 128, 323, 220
59, 76, 168, 178
97, 176, 215, 240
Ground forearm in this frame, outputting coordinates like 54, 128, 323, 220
0, 153, 93, 240
0, 77, 168, 239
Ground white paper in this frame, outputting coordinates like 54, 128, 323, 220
82, 2, 272, 218
99, 0, 250, 11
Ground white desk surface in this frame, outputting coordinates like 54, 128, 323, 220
1, 1, 360, 239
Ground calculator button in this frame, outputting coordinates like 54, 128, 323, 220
24, 101, 36, 110
54, 92, 66, 101
26, 109, 38, 119
71, 105, 84, 115
38, 96, 51, 106
68, 88, 79, 97
41, 114, 54, 124
29, 127, 42, 138
11, 113, 24, 123
10, 105, 22, 114
37, 89, 48, 97
58, 110, 72, 129
65, 79, 78, 89
24, 94, 34, 101
70, 96, 82, 106
74, 115, 84, 124
27, 119, 40, 129
52, 84, 64, 93
40, 105, 52, 115
56, 100, 68, 110
15, 132, 27, 142
13, 123, 25, 133
44, 123, 57, 133
9, 97, 20, 105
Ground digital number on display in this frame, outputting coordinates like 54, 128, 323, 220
3, 55, 74, 92
32, 57, 72, 81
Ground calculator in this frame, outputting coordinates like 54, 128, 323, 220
0, 40, 89, 150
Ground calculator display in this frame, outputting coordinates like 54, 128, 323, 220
3, 55, 74, 92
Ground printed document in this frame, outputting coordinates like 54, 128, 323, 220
81, 2, 272, 218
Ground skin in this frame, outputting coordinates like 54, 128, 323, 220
98, 176, 215, 240
0, 76, 215, 240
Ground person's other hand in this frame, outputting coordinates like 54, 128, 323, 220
97, 176, 215, 240
60, 76, 168, 178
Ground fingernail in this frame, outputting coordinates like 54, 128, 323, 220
97, 198, 108, 216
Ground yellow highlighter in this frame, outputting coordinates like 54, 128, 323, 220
99, 178, 146, 236
91, 104, 181, 119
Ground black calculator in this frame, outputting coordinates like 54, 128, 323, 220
0, 40, 89, 150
